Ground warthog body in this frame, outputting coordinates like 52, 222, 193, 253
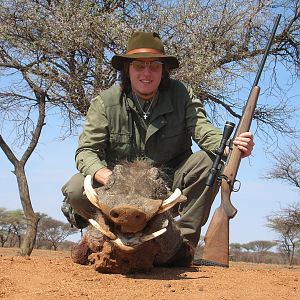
71, 161, 194, 274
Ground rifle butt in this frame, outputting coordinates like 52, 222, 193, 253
201, 206, 230, 267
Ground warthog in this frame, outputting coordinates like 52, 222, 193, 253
71, 161, 194, 274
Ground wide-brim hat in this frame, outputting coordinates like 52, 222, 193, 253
111, 32, 179, 71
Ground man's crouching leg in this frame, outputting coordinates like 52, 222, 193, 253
61, 173, 97, 229
173, 151, 220, 248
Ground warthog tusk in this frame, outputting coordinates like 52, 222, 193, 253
139, 228, 167, 242
84, 175, 100, 208
112, 238, 137, 251
111, 228, 168, 251
88, 219, 117, 240
158, 188, 185, 214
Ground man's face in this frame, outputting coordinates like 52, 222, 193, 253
129, 58, 163, 100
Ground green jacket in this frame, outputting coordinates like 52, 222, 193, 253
75, 79, 222, 177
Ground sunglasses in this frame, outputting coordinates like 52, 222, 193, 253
130, 60, 164, 72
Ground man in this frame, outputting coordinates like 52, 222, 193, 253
62, 32, 254, 252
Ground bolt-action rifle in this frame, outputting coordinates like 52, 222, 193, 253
200, 14, 281, 267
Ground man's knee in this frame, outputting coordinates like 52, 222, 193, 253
61, 173, 90, 229
173, 151, 215, 189
187, 151, 215, 173
62, 173, 85, 205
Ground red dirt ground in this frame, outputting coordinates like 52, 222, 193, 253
0, 247, 299, 300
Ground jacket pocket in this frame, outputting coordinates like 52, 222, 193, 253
110, 132, 131, 148
153, 128, 191, 163
161, 128, 189, 149
108, 133, 132, 159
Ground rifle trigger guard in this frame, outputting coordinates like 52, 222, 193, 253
219, 175, 231, 184
232, 180, 241, 192
219, 175, 241, 192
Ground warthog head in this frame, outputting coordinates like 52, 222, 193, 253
84, 161, 186, 252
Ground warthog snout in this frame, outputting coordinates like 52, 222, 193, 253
109, 205, 147, 233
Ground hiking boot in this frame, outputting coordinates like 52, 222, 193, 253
61, 199, 89, 229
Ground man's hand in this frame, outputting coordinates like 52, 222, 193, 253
94, 167, 112, 185
233, 131, 254, 158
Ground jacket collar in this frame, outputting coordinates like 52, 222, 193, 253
146, 89, 174, 143
124, 89, 174, 143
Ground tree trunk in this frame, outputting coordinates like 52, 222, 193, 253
15, 164, 40, 256
289, 244, 295, 266
18, 216, 39, 256
0, 87, 45, 256
17, 234, 21, 248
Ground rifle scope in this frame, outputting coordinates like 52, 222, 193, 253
206, 121, 235, 187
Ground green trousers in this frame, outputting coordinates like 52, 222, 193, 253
62, 151, 219, 247
172, 151, 220, 247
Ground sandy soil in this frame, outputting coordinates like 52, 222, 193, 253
0, 247, 299, 300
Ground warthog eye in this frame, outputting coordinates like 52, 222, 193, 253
111, 211, 119, 218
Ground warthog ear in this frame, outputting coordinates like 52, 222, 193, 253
113, 164, 125, 176
105, 173, 115, 190
104, 164, 124, 190
148, 167, 160, 180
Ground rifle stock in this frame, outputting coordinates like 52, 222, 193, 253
200, 14, 281, 267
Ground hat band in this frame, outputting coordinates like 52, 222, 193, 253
126, 48, 163, 55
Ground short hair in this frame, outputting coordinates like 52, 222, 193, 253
119, 60, 171, 94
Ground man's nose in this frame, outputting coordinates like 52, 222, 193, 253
141, 65, 152, 74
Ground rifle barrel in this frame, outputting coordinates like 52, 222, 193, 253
252, 14, 281, 88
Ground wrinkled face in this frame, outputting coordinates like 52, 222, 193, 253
84, 161, 186, 251
129, 58, 163, 100
93, 162, 168, 233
